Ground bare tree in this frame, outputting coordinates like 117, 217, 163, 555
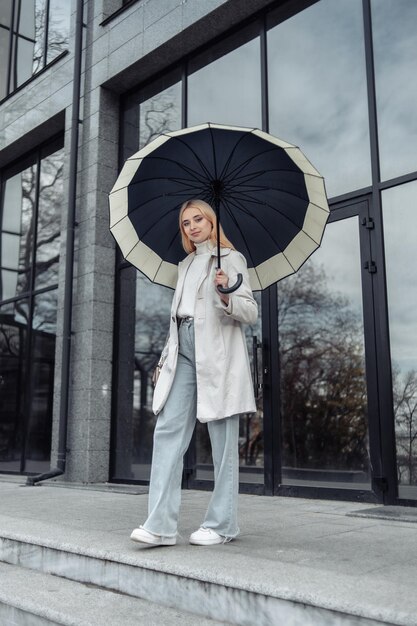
393, 367, 417, 485
279, 262, 369, 474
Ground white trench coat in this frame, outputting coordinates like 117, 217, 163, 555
152, 247, 258, 422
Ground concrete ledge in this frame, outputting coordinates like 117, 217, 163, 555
0, 535, 384, 626
0, 485, 416, 625
0, 562, 223, 626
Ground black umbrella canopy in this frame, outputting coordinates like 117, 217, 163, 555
109, 122, 329, 290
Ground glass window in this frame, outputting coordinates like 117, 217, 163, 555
139, 82, 182, 150
0, 138, 63, 474
0, 28, 10, 99
268, 0, 371, 198
18, 0, 36, 38
0, 1, 13, 24
16, 36, 35, 87
278, 217, 371, 489
112, 268, 172, 481
25, 290, 57, 473
1, 0, 70, 100
0, 1, 12, 99
113, 74, 183, 481
33, 0, 48, 73
372, 0, 417, 181
0, 299, 28, 472
47, 0, 71, 64
188, 28, 262, 128
1, 163, 37, 300
35, 147, 63, 290
122, 70, 182, 159
194, 293, 264, 485
382, 181, 417, 499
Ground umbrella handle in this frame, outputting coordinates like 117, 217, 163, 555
217, 273, 243, 294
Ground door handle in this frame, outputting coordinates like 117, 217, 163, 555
252, 336, 263, 398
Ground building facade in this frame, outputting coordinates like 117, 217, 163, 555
1, 0, 416, 506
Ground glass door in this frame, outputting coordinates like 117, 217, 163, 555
274, 199, 383, 501
184, 293, 265, 493
185, 199, 389, 501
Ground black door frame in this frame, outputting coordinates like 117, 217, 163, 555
270, 195, 398, 504
184, 195, 400, 503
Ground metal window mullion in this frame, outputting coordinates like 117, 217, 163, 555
12, 0, 23, 91
362, 0, 381, 190
30, 151, 42, 295
7, 0, 17, 94
44, 0, 51, 68
0, 283, 58, 309
362, 0, 398, 504
181, 61, 187, 129
20, 149, 42, 472
260, 15, 269, 134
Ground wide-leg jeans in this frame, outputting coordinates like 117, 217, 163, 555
142, 318, 240, 538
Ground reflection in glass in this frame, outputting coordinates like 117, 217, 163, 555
113, 268, 172, 481
372, 0, 417, 181
0, 140, 61, 474
382, 181, 417, 499
1, 164, 36, 300
0, 300, 28, 472
278, 218, 370, 488
35, 148, 63, 290
16, 37, 35, 87
33, 0, 48, 73
15, 1, 36, 87
25, 291, 57, 473
47, 0, 71, 64
195, 292, 263, 484
139, 82, 182, 149
0, 26, 10, 100
1, 0, 69, 98
0, 1, 12, 24
122, 72, 182, 160
188, 36, 261, 128
268, 0, 371, 198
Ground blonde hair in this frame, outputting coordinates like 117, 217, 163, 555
179, 199, 235, 254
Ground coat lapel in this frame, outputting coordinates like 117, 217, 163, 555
172, 253, 195, 314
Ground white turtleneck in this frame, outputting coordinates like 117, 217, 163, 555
177, 240, 213, 318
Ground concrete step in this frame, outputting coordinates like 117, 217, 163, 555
0, 561, 228, 626
1, 484, 417, 626
0, 515, 397, 626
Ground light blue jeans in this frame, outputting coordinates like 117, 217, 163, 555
142, 318, 240, 539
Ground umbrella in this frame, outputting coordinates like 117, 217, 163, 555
109, 122, 329, 292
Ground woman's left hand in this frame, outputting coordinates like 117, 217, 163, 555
214, 269, 230, 305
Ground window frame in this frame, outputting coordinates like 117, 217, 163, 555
0, 0, 70, 105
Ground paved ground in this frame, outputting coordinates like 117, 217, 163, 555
0, 476, 416, 625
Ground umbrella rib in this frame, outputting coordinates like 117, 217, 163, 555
228, 196, 300, 272
222, 196, 257, 270
225, 196, 299, 274
226, 168, 311, 191
221, 191, 309, 233
131, 156, 210, 186
222, 145, 297, 184
208, 124, 218, 181
168, 135, 214, 181
217, 129, 256, 181
224, 194, 317, 262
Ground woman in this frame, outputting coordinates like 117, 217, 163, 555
130, 199, 258, 546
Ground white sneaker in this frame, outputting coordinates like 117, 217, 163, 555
130, 526, 176, 546
189, 527, 227, 545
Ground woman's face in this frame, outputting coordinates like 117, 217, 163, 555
181, 206, 212, 244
